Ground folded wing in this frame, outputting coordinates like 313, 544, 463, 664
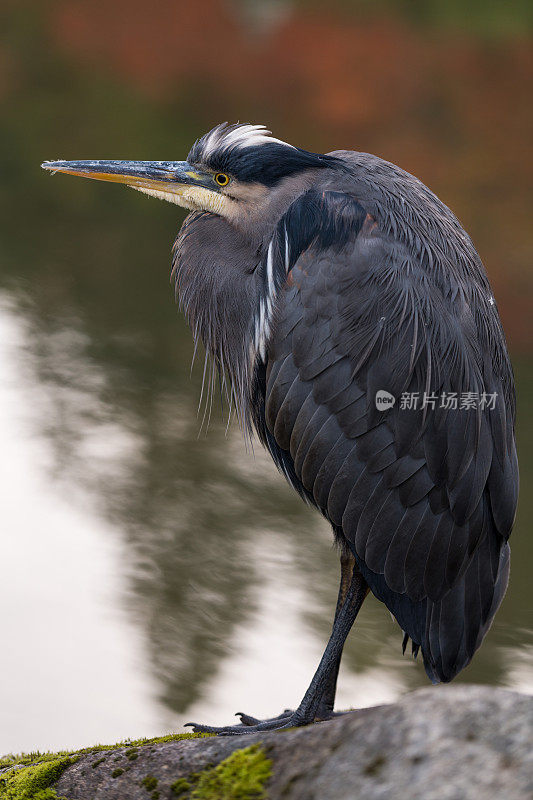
254, 189, 518, 682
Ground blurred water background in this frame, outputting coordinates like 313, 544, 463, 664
0, 0, 532, 754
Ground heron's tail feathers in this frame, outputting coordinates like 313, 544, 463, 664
354, 536, 509, 684
421, 538, 509, 683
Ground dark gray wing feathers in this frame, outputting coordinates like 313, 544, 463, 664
257, 186, 518, 683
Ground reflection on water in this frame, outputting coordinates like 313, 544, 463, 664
0, 289, 531, 754
0, 302, 159, 752
0, 0, 532, 756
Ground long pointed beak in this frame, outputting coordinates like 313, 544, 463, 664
40, 159, 213, 198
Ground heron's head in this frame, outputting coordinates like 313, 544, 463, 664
41, 123, 339, 235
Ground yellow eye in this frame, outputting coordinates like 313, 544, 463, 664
214, 173, 230, 187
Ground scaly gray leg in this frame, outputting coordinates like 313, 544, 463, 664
314, 551, 359, 719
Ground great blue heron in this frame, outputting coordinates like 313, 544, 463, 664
42, 123, 518, 734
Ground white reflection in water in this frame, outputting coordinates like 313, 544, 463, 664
0, 299, 161, 753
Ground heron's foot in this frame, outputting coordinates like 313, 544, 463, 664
184, 706, 348, 735
185, 708, 313, 736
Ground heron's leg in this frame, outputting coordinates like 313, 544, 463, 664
186, 561, 368, 735
314, 551, 357, 719
237, 551, 357, 727
285, 559, 367, 727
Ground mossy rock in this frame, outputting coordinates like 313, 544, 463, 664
0, 732, 211, 772
0, 731, 213, 800
0, 757, 74, 800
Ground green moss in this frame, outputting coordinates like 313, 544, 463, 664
189, 745, 272, 800
111, 768, 124, 778
126, 733, 213, 748
0, 757, 74, 800
141, 774, 158, 791
171, 778, 191, 796
91, 758, 105, 769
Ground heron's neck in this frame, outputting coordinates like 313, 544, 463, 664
172, 211, 262, 432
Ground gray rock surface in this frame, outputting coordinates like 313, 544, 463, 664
52, 685, 532, 799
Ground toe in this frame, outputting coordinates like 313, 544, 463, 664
184, 721, 256, 735
236, 712, 261, 726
